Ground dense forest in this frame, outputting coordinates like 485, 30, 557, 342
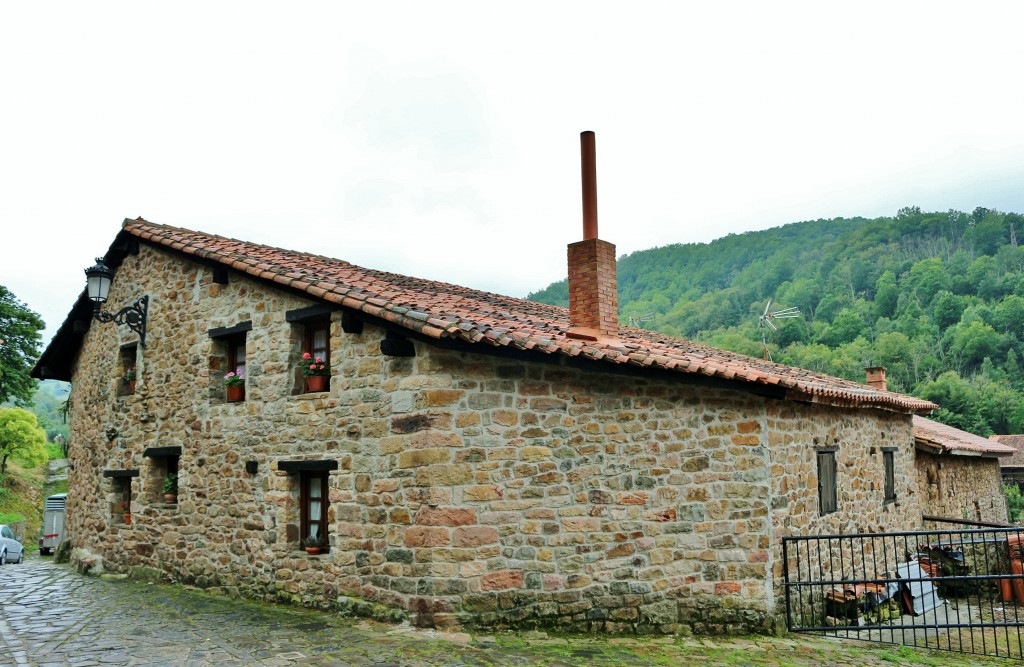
529, 207, 1024, 437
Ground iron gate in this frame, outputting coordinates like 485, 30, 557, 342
782, 526, 1024, 660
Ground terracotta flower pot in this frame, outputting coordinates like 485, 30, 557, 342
226, 384, 245, 402
163, 493, 177, 504
305, 375, 328, 393
128, 380, 136, 393
304, 546, 322, 555
124, 514, 131, 525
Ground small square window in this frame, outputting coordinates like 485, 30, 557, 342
817, 450, 837, 515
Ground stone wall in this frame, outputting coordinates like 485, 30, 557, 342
66, 244, 921, 634
917, 452, 1009, 525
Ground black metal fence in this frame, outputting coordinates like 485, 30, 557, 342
782, 526, 1024, 660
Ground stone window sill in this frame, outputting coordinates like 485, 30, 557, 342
151, 503, 178, 510
290, 392, 329, 400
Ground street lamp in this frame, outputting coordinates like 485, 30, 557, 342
84, 258, 148, 346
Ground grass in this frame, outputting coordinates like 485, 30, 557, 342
0, 457, 48, 549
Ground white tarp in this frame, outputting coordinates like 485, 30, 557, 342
897, 561, 943, 615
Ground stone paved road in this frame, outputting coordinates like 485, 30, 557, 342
1, 556, 1018, 666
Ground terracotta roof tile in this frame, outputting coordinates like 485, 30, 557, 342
121, 219, 938, 414
990, 435, 1024, 467
914, 417, 1016, 456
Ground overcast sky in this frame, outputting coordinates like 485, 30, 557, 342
4, 1, 1024, 347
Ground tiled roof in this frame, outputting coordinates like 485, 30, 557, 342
914, 417, 1016, 457
113, 219, 937, 414
117, 218, 937, 411
990, 435, 1024, 467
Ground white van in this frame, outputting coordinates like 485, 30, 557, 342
39, 493, 67, 555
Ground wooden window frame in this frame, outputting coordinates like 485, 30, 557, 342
817, 449, 838, 515
227, 333, 247, 378
882, 448, 896, 503
302, 319, 330, 393
299, 470, 329, 552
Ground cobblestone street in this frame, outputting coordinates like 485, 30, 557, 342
1, 556, 1017, 666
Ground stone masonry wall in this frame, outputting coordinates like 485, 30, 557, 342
67, 245, 920, 634
916, 452, 1009, 525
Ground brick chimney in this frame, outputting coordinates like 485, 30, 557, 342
865, 367, 887, 391
567, 131, 618, 340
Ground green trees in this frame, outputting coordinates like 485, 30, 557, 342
527, 206, 1024, 438
0, 285, 44, 406
0, 407, 47, 473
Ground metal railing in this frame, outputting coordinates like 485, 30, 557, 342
782, 526, 1024, 659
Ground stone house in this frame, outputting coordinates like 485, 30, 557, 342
913, 417, 1012, 524
989, 435, 1024, 493
34, 212, 946, 634
862, 369, 1013, 525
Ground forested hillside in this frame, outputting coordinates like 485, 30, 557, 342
529, 207, 1024, 437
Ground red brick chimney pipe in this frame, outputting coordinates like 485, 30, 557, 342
865, 367, 887, 392
568, 131, 618, 339
581, 131, 598, 241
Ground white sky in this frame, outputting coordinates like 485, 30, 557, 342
3, 1, 1024, 346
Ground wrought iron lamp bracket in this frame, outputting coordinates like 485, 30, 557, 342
94, 295, 148, 346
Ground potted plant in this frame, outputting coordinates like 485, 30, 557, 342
224, 367, 245, 402
123, 366, 137, 393
121, 502, 131, 525
162, 473, 178, 503
301, 352, 329, 392
301, 533, 326, 555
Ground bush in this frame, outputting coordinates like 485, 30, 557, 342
1005, 484, 1024, 524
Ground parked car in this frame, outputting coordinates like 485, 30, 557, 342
0, 524, 25, 565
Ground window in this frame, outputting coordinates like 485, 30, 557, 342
306, 321, 330, 368
208, 321, 252, 403
102, 471, 138, 526
228, 334, 246, 378
817, 450, 837, 515
278, 459, 337, 552
145, 447, 181, 505
118, 344, 138, 396
286, 306, 334, 395
883, 449, 896, 503
300, 471, 329, 551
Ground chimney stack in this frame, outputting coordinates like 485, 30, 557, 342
865, 367, 887, 391
567, 131, 618, 340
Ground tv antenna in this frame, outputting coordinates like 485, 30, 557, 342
758, 299, 800, 361
628, 313, 654, 328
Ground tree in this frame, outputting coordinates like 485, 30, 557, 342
0, 285, 44, 405
0, 407, 47, 473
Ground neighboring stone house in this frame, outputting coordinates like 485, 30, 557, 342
862, 369, 1013, 525
913, 417, 1012, 524
989, 435, 1024, 492
35, 213, 942, 634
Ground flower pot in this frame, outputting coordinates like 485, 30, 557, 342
163, 493, 177, 504
128, 380, 136, 393
124, 514, 131, 525
226, 385, 245, 402
304, 546, 322, 555
305, 376, 328, 393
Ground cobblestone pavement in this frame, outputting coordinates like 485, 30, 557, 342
1, 556, 1018, 666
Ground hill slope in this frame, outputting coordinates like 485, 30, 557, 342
529, 207, 1024, 436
